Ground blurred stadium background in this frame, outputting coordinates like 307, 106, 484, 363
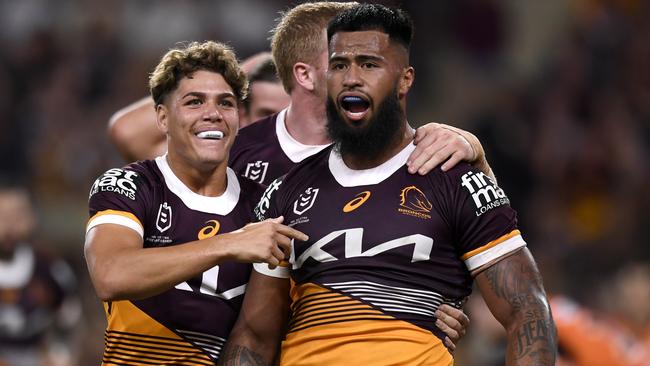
0, 0, 648, 364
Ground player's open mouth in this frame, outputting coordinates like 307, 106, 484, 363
340, 95, 370, 121
195, 130, 224, 140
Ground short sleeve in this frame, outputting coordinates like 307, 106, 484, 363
253, 176, 285, 222
86, 166, 150, 237
432, 164, 526, 272
252, 175, 291, 278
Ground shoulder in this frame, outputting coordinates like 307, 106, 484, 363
233, 113, 278, 148
236, 170, 267, 199
283, 144, 333, 183
424, 162, 494, 194
88, 159, 160, 203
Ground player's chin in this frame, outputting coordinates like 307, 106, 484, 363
195, 146, 229, 165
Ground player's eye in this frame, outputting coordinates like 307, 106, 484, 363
361, 62, 378, 69
185, 98, 202, 106
219, 99, 236, 108
330, 62, 347, 71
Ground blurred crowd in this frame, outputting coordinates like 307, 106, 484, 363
0, 0, 648, 364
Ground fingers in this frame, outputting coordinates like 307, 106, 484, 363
407, 133, 442, 173
435, 315, 459, 343
416, 144, 455, 175
275, 224, 309, 242
435, 304, 469, 344
440, 304, 470, 328
444, 336, 456, 352
438, 124, 482, 162
440, 151, 464, 172
409, 127, 476, 174
274, 233, 293, 258
413, 122, 441, 145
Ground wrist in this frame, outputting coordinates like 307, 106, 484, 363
210, 233, 236, 262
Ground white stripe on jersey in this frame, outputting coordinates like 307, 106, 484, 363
253, 262, 290, 278
86, 214, 144, 237
324, 280, 458, 317
464, 234, 526, 271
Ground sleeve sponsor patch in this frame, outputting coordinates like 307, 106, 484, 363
459, 171, 510, 216
89, 168, 139, 201
254, 177, 283, 221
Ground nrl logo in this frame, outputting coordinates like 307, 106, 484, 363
156, 202, 172, 233
293, 187, 319, 215
244, 161, 269, 183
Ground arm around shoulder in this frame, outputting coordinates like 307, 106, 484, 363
108, 97, 166, 162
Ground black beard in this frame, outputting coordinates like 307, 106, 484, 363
326, 89, 404, 162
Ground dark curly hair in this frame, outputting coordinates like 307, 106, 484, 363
149, 41, 248, 106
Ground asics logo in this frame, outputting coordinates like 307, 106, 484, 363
343, 191, 371, 213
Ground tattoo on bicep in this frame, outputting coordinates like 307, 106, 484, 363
483, 252, 556, 362
220, 345, 271, 366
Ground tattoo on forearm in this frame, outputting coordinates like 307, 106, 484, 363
220, 345, 271, 366
483, 251, 557, 364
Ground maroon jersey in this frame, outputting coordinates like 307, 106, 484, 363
86, 156, 265, 365
254, 143, 525, 365
229, 109, 330, 185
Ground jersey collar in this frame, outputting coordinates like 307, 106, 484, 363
328, 142, 415, 187
155, 155, 241, 215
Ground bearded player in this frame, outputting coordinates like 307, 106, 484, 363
221, 4, 556, 365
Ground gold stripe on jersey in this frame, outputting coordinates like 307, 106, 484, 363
88, 209, 144, 230
461, 229, 521, 260
282, 283, 452, 365
101, 300, 213, 365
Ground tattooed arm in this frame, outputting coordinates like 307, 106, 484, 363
475, 248, 557, 365
219, 271, 291, 366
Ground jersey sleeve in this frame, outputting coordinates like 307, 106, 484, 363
431, 164, 526, 273
252, 175, 290, 278
253, 175, 285, 222
86, 166, 151, 238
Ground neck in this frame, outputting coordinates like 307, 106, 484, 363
342, 122, 414, 170
284, 90, 330, 145
165, 154, 229, 197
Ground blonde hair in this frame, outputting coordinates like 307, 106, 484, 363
149, 41, 248, 105
271, 2, 356, 93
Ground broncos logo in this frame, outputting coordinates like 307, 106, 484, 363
399, 186, 432, 213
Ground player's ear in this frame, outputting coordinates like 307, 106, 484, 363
398, 66, 414, 98
293, 62, 316, 92
155, 104, 169, 134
